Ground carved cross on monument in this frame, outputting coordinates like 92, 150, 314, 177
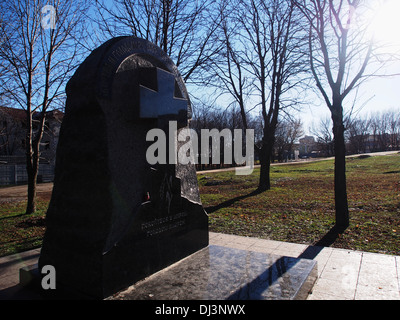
140, 67, 188, 127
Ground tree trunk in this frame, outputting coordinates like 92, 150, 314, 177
25, 113, 44, 215
26, 159, 38, 214
332, 110, 349, 230
26, 136, 38, 214
258, 148, 270, 191
258, 137, 274, 191
24, 106, 35, 214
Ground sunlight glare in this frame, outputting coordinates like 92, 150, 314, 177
369, 0, 400, 47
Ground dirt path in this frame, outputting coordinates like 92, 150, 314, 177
0, 151, 397, 203
0, 182, 53, 203
197, 150, 399, 174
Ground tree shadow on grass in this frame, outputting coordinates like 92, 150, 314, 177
204, 187, 349, 262
204, 188, 264, 214
298, 225, 347, 260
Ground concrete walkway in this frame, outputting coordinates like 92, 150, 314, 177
1, 232, 399, 300
0, 247, 42, 299
209, 232, 400, 300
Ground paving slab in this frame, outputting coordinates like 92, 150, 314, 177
209, 232, 400, 300
1, 232, 399, 300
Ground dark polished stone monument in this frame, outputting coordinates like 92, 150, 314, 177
109, 245, 318, 300
38, 36, 208, 299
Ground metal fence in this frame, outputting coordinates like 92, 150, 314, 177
0, 164, 55, 185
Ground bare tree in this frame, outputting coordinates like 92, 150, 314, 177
295, 0, 390, 230
95, 0, 223, 83
207, 1, 253, 131
369, 109, 400, 152
346, 116, 370, 154
368, 113, 380, 151
0, 0, 90, 213
311, 116, 334, 156
274, 118, 304, 162
210, 0, 307, 190
344, 108, 400, 153
386, 109, 400, 151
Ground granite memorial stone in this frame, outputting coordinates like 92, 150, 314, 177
38, 36, 208, 299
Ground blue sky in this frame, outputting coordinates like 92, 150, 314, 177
300, 71, 400, 134
89, 0, 400, 136
281, 0, 400, 134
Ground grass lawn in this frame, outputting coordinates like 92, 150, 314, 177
0, 199, 47, 257
199, 153, 400, 255
0, 153, 399, 257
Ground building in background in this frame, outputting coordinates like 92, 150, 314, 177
0, 106, 63, 184
298, 135, 317, 158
